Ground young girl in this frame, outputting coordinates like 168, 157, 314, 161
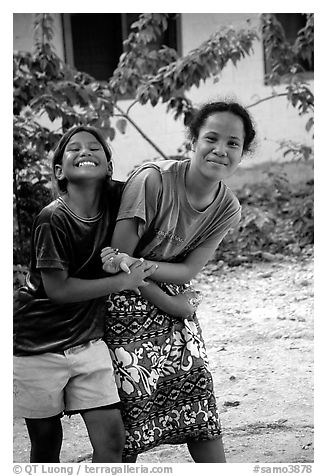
101, 100, 256, 462
13, 125, 157, 463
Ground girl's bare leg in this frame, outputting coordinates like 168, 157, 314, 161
25, 415, 63, 462
187, 437, 226, 463
123, 454, 138, 463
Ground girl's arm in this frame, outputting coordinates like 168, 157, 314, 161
103, 218, 215, 317
41, 260, 156, 304
107, 218, 218, 284
101, 248, 200, 318
140, 281, 202, 319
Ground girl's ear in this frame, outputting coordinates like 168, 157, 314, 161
54, 164, 64, 180
107, 161, 113, 177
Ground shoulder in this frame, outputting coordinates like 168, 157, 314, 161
34, 198, 78, 236
35, 199, 64, 225
107, 179, 125, 194
140, 158, 188, 175
105, 180, 125, 202
127, 159, 188, 186
220, 182, 240, 208
218, 182, 242, 223
103, 180, 125, 218
125, 162, 163, 189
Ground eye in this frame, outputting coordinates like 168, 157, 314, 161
228, 141, 241, 148
205, 137, 216, 143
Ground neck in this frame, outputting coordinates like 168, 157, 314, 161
185, 162, 220, 211
63, 183, 103, 218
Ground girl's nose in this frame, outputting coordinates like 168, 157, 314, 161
80, 148, 92, 156
214, 144, 227, 156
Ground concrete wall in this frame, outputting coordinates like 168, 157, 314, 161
13, 13, 313, 181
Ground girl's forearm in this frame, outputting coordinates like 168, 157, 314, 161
110, 219, 216, 285
146, 261, 195, 284
145, 244, 217, 284
44, 275, 127, 303
140, 282, 191, 318
44, 260, 156, 304
140, 282, 175, 313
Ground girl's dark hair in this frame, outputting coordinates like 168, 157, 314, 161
52, 125, 113, 194
188, 101, 256, 154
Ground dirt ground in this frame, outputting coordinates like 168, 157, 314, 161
13, 255, 314, 464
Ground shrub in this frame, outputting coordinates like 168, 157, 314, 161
214, 172, 313, 265
13, 182, 52, 265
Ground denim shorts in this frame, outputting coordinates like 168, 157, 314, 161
13, 339, 120, 419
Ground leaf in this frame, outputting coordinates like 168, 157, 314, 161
305, 117, 314, 132
116, 118, 127, 134
108, 127, 116, 141
101, 127, 116, 142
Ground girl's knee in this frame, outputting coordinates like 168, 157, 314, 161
26, 416, 62, 443
25, 416, 63, 462
103, 417, 125, 451
91, 418, 125, 462
82, 408, 125, 453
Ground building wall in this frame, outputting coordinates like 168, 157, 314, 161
181, 14, 313, 172
13, 13, 313, 181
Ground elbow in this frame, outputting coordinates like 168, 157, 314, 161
175, 278, 190, 286
177, 270, 195, 285
44, 287, 68, 304
170, 274, 194, 286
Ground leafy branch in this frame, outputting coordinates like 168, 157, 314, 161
261, 13, 314, 128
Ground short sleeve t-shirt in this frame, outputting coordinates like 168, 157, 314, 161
117, 159, 241, 262
13, 181, 124, 356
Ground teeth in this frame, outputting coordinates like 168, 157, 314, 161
78, 161, 96, 167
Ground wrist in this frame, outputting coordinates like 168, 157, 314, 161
107, 274, 125, 293
161, 295, 176, 314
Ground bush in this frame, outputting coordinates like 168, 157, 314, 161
13, 264, 29, 291
13, 182, 52, 265
214, 173, 313, 265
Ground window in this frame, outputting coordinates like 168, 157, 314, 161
263, 13, 313, 79
62, 13, 180, 81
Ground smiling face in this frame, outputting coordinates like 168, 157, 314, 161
192, 111, 245, 181
55, 131, 110, 187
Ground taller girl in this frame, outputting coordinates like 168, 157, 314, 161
103, 101, 256, 462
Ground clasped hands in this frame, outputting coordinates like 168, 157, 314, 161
100, 246, 150, 275
100, 247, 202, 317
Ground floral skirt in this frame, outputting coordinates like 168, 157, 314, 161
104, 285, 222, 456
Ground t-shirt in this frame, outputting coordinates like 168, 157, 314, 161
13, 181, 124, 356
117, 159, 241, 262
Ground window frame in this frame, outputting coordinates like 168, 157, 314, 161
61, 13, 182, 82
262, 13, 313, 85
